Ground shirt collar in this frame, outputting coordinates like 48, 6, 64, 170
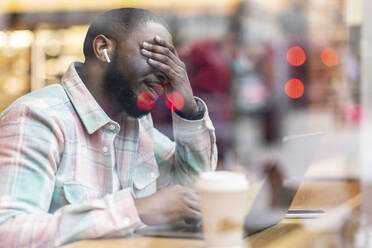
62, 62, 112, 134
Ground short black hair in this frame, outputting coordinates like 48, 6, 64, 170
83, 8, 170, 59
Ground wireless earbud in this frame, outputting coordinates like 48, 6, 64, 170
103, 49, 111, 63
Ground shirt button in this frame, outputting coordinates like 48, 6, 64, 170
109, 124, 116, 131
102, 146, 109, 153
123, 217, 130, 226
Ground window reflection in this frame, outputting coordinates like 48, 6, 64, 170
0, 0, 365, 246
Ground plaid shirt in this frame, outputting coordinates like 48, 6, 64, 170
0, 63, 217, 247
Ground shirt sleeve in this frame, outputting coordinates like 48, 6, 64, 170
0, 104, 142, 247
154, 97, 218, 189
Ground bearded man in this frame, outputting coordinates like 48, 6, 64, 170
0, 8, 217, 247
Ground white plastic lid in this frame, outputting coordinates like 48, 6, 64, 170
197, 171, 249, 192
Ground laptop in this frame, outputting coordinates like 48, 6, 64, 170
135, 132, 325, 239
244, 132, 325, 235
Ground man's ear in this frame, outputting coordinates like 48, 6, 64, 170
93, 34, 115, 63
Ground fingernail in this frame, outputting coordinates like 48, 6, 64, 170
142, 42, 150, 47
148, 58, 154, 63
155, 36, 161, 41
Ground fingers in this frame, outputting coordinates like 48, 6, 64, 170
185, 207, 202, 220
186, 198, 201, 212
187, 191, 200, 203
183, 188, 202, 218
141, 49, 180, 71
170, 185, 203, 221
147, 58, 178, 80
141, 41, 184, 68
140, 37, 195, 107
154, 35, 177, 53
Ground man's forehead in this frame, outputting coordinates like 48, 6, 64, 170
133, 22, 173, 44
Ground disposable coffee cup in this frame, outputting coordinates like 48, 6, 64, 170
197, 171, 250, 248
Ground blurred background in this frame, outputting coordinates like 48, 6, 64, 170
2, 0, 371, 245
0, 0, 363, 185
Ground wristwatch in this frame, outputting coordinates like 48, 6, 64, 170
176, 97, 205, 120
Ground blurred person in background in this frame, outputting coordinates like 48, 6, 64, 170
176, 2, 250, 168
178, 37, 233, 168
0, 8, 217, 247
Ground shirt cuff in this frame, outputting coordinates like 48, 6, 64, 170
98, 189, 144, 237
172, 97, 214, 138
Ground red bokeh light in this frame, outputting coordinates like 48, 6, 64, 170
321, 48, 338, 67
137, 91, 155, 111
284, 78, 304, 99
165, 92, 184, 111
286, 46, 306, 66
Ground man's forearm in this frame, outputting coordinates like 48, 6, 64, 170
171, 98, 217, 187
0, 189, 141, 247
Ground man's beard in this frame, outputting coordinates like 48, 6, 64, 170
105, 57, 150, 118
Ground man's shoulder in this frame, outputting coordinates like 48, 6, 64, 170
22, 84, 69, 109
1, 84, 71, 118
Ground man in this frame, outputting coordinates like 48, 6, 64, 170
0, 8, 217, 247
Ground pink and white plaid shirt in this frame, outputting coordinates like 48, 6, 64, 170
0, 63, 217, 247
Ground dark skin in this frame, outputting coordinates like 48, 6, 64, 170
78, 22, 201, 225
135, 185, 202, 225
80, 22, 198, 123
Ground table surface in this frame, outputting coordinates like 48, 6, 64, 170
62, 178, 361, 248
